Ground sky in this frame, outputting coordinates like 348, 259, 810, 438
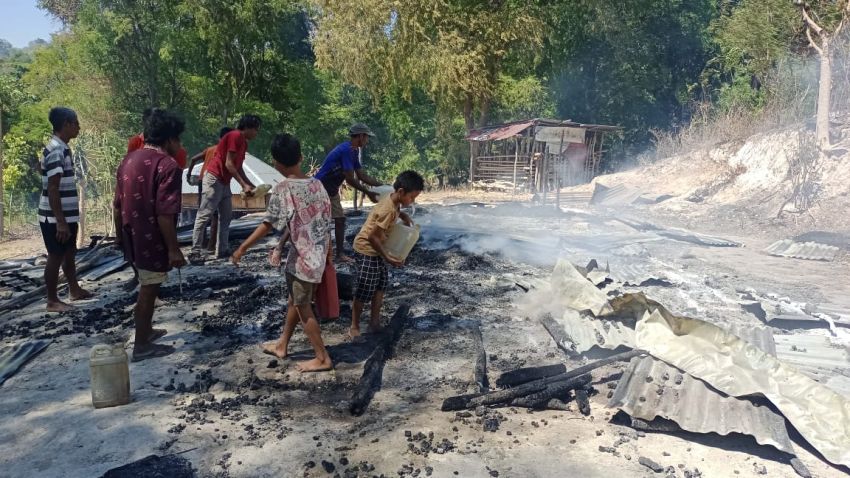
2, 0, 61, 47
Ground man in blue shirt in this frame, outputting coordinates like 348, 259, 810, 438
315, 123, 383, 262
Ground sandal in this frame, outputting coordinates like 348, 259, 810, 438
132, 343, 175, 362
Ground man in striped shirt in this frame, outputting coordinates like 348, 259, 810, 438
39, 107, 93, 312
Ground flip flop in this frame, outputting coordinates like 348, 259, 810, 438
132, 343, 175, 362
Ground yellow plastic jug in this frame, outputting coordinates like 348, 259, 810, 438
384, 222, 420, 262
89, 344, 130, 409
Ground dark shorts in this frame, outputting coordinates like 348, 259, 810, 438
354, 253, 388, 302
39, 221, 78, 255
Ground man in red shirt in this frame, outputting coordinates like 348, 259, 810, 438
190, 114, 261, 261
186, 127, 234, 253
113, 109, 187, 362
128, 107, 188, 169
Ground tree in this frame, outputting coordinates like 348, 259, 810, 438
0, 74, 26, 238
796, 0, 850, 152
543, 0, 717, 149
38, 0, 83, 25
311, 0, 543, 129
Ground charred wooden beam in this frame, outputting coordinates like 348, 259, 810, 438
349, 304, 411, 416
509, 378, 588, 409
575, 388, 591, 416
441, 350, 644, 411
540, 314, 579, 357
496, 363, 566, 388
471, 322, 489, 393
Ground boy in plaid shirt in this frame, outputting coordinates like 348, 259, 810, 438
350, 170, 424, 340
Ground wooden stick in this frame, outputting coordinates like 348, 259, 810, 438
495, 363, 566, 388
349, 304, 411, 416
471, 321, 489, 393
440, 349, 645, 411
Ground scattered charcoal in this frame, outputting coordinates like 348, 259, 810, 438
496, 363, 567, 388
753, 464, 767, 475
483, 418, 500, 432
790, 458, 811, 478
321, 460, 335, 473
639, 457, 664, 473
267, 360, 278, 368
599, 446, 616, 454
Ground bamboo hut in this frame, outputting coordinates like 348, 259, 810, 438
466, 118, 620, 197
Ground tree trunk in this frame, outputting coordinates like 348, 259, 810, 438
478, 96, 491, 128
463, 94, 474, 131
816, 38, 833, 151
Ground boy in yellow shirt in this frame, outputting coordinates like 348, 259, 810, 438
350, 170, 424, 339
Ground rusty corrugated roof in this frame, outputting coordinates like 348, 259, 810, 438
466, 118, 620, 142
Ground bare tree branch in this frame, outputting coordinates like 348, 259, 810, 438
806, 27, 824, 55
801, 6, 825, 36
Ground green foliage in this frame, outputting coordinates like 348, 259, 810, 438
544, 0, 718, 150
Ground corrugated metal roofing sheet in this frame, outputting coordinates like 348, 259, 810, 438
609, 354, 795, 454
466, 118, 620, 141
774, 333, 850, 398
764, 239, 839, 261
609, 325, 795, 453
182, 153, 283, 194
466, 120, 535, 141
550, 310, 635, 356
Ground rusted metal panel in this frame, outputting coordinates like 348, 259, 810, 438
466, 121, 534, 142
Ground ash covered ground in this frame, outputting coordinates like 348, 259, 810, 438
1, 200, 849, 478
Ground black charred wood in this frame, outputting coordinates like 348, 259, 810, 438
496, 363, 567, 388
349, 304, 411, 416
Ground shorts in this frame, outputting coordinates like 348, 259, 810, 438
286, 273, 316, 306
39, 221, 79, 255
354, 253, 388, 302
330, 195, 345, 219
138, 268, 168, 286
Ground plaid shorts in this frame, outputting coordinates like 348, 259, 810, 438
354, 253, 388, 302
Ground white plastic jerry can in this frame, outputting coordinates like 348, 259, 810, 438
89, 344, 130, 409
371, 185, 395, 202
384, 222, 421, 262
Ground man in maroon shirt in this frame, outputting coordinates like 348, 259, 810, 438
113, 109, 187, 362
190, 114, 261, 262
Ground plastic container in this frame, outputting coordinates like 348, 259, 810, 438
316, 261, 340, 320
384, 222, 420, 262
89, 344, 130, 409
371, 185, 395, 202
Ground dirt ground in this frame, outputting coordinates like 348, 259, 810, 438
1, 194, 849, 478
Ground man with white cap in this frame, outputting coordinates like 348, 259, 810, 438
314, 123, 384, 262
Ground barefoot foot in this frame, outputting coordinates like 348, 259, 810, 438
347, 327, 363, 342
296, 357, 333, 373
46, 300, 75, 313
261, 341, 288, 359
70, 288, 94, 301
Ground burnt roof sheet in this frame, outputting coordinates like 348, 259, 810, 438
466, 118, 620, 141
608, 325, 794, 454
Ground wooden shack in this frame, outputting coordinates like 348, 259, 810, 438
466, 118, 619, 196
